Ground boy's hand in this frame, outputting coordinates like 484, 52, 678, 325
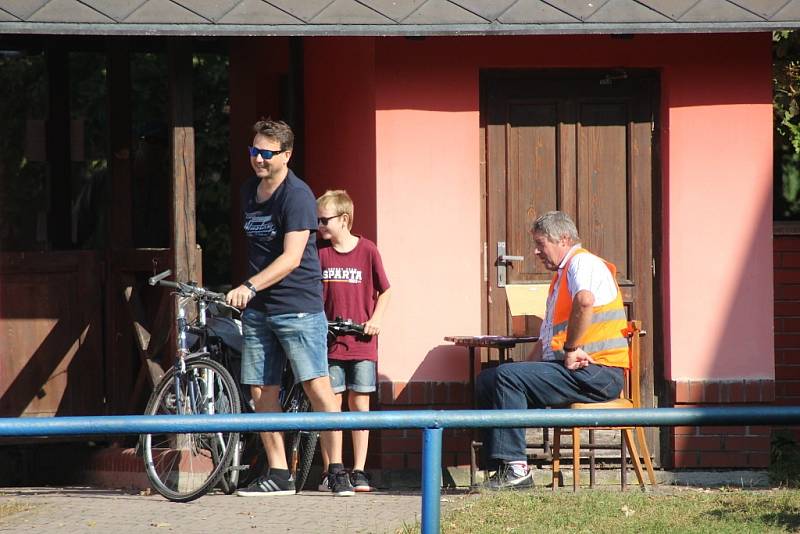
226, 285, 254, 309
363, 318, 382, 336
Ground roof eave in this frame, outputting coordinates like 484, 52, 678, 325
1, 21, 799, 37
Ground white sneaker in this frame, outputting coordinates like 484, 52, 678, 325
317, 472, 330, 492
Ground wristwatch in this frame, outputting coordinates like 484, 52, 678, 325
243, 280, 258, 296
563, 346, 581, 353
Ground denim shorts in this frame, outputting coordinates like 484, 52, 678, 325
241, 308, 328, 386
328, 359, 377, 394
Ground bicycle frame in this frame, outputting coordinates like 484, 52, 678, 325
141, 271, 243, 501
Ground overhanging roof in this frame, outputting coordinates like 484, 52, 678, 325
1, 0, 799, 36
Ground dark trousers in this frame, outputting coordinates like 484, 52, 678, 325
476, 361, 624, 465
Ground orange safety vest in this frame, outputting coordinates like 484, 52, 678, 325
548, 248, 629, 368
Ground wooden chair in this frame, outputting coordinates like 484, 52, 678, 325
551, 320, 657, 491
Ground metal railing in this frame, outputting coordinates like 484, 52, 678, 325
2, 406, 800, 534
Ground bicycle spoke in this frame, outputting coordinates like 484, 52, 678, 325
141, 358, 241, 502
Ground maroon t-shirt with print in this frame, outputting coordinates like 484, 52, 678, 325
319, 237, 390, 362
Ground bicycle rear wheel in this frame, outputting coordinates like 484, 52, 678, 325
283, 383, 319, 492
140, 357, 241, 502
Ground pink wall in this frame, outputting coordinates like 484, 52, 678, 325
304, 38, 377, 242
304, 33, 775, 384
662, 51, 774, 380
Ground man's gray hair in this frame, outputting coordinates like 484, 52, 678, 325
532, 211, 580, 243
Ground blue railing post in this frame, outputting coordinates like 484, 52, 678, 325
421, 427, 443, 534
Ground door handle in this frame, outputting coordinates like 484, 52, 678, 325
499, 254, 524, 262
496, 242, 524, 287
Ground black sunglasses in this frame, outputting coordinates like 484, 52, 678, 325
248, 146, 286, 160
318, 214, 344, 226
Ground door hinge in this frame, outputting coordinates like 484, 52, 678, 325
651, 258, 656, 278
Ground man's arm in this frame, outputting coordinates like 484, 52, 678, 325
364, 287, 392, 336
226, 229, 310, 308
563, 289, 595, 370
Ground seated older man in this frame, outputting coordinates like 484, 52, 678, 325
477, 210, 629, 490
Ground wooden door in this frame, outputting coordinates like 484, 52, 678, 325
0, 252, 104, 417
482, 70, 659, 453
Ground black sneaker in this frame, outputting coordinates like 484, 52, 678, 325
236, 471, 296, 497
485, 464, 534, 491
350, 469, 373, 492
329, 470, 355, 497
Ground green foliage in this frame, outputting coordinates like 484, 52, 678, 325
770, 429, 800, 487
774, 31, 800, 219
0, 52, 48, 250
193, 53, 231, 288
69, 52, 109, 249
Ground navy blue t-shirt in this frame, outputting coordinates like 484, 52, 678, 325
240, 170, 323, 316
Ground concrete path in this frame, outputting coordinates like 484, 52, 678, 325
0, 487, 443, 533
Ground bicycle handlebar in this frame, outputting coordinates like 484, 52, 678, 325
327, 318, 366, 337
149, 269, 228, 304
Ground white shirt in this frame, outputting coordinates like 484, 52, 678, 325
540, 245, 618, 361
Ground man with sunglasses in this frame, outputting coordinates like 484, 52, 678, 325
227, 119, 354, 497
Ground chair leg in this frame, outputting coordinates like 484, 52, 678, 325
589, 429, 596, 489
572, 427, 580, 491
470, 439, 478, 487
620, 430, 627, 490
543, 426, 550, 456
622, 428, 646, 488
552, 428, 561, 491
636, 426, 658, 486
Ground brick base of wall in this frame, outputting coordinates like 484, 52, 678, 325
82, 446, 150, 490
371, 381, 472, 470
670, 378, 774, 468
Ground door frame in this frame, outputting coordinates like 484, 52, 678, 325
478, 68, 666, 463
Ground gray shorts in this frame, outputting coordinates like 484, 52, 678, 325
328, 360, 376, 394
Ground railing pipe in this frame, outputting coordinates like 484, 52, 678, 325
3, 406, 800, 534
2, 407, 800, 436
421, 428, 443, 534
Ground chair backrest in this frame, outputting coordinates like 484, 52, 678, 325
625, 320, 643, 408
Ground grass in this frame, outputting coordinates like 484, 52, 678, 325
400, 487, 800, 534
0, 499, 34, 521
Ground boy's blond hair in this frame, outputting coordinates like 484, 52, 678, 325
317, 190, 354, 230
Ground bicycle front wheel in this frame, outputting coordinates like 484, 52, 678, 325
140, 358, 241, 502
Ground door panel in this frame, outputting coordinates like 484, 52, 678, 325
483, 69, 658, 457
0, 251, 104, 417
578, 101, 631, 282
508, 101, 559, 282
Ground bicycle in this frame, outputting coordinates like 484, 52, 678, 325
139, 270, 243, 503
232, 317, 367, 494
139, 269, 368, 500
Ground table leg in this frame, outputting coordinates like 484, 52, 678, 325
469, 346, 478, 486
469, 347, 476, 407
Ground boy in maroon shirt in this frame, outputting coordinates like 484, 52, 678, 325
316, 190, 392, 492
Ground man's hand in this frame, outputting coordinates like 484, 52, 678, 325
564, 347, 595, 370
226, 285, 254, 309
363, 317, 381, 336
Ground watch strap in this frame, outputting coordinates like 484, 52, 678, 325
243, 280, 258, 295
